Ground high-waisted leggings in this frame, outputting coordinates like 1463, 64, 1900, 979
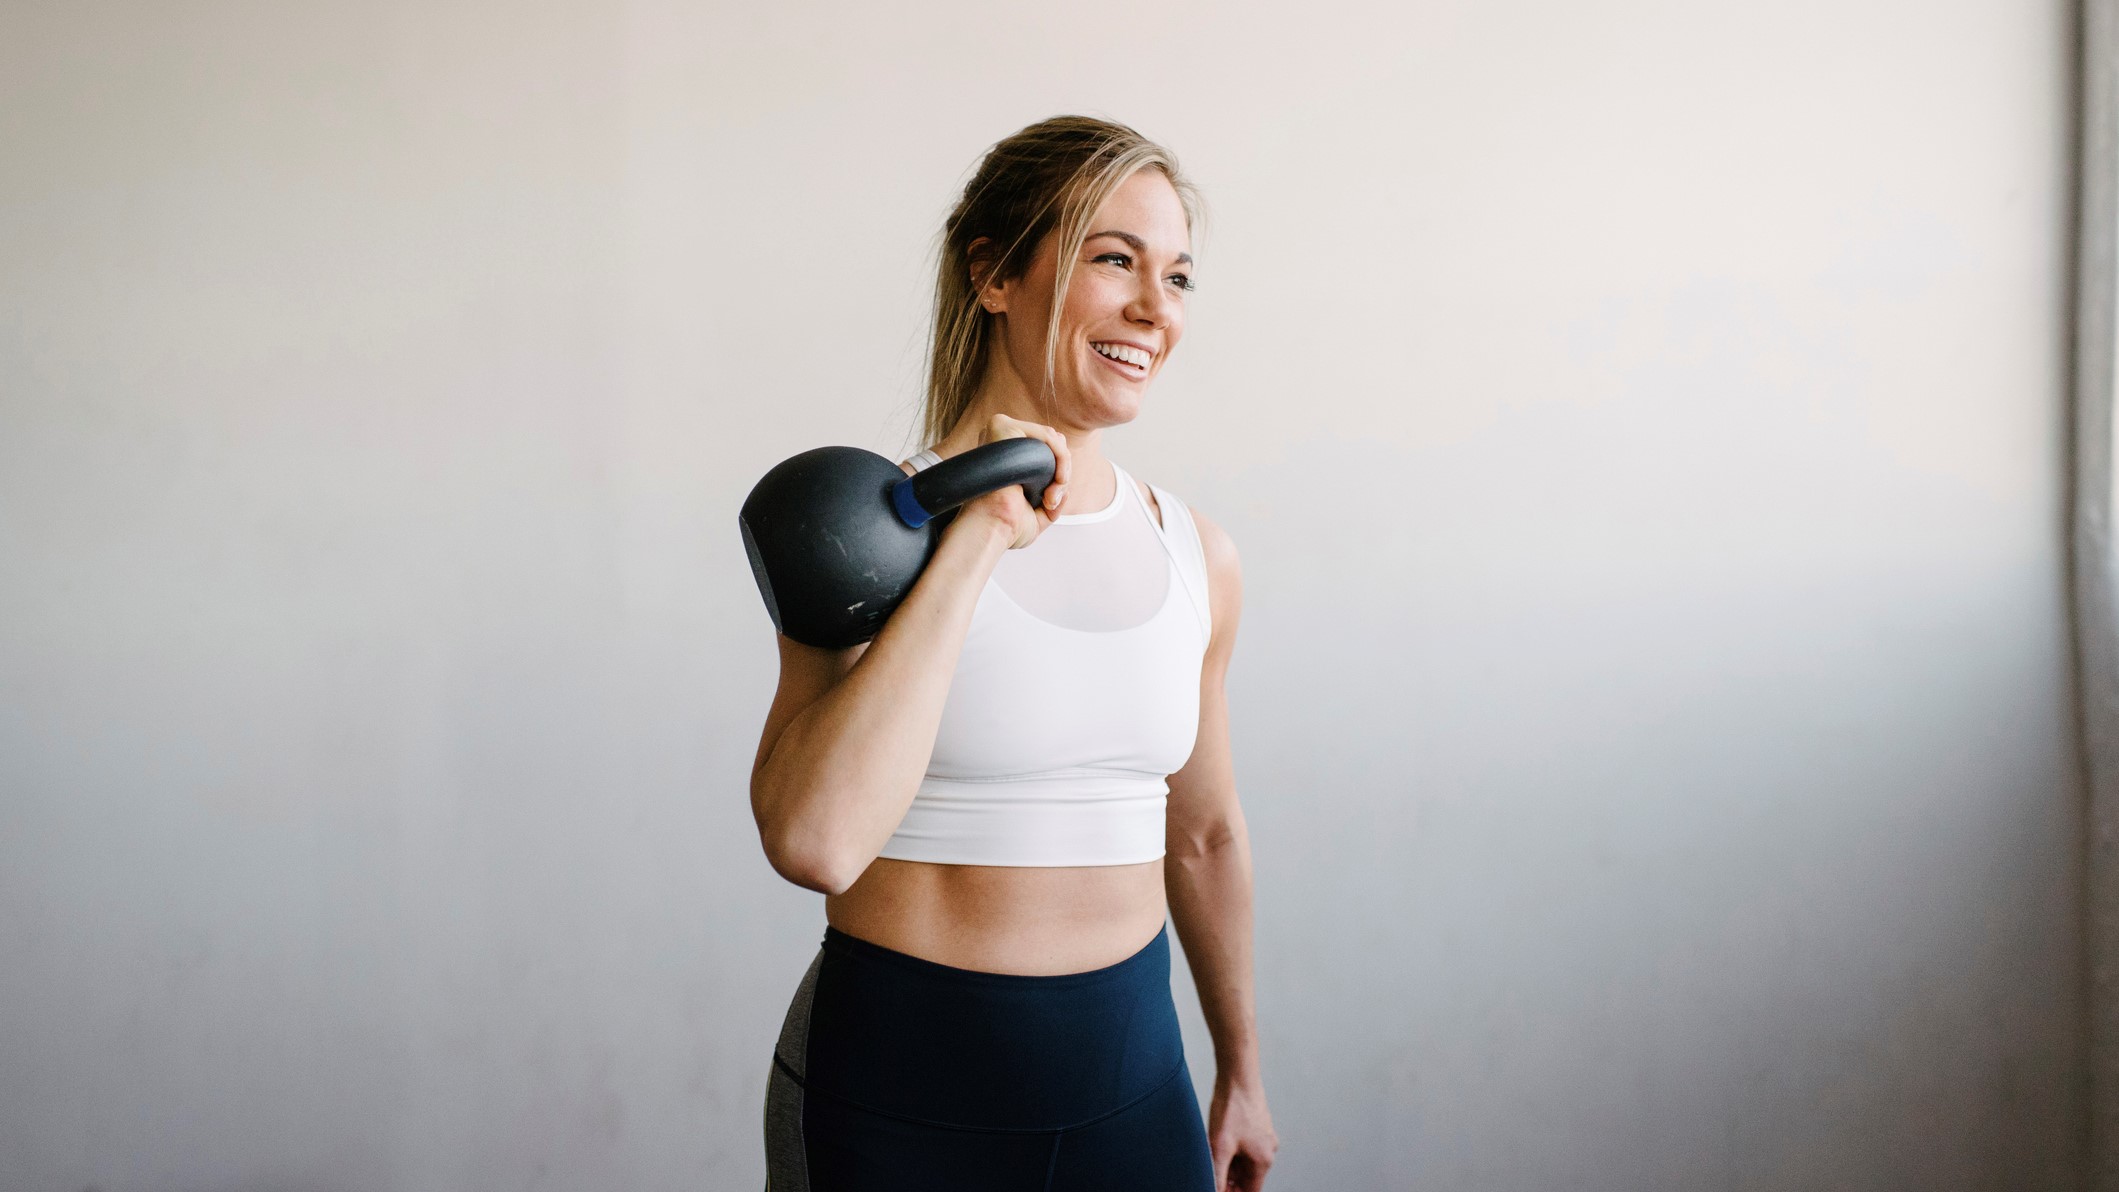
762, 920, 1215, 1191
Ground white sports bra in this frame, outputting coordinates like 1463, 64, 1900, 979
875, 449, 1213, 867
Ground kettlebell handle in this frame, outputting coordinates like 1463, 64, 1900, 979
890, 437, 1058, 529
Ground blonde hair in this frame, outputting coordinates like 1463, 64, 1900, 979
919, 116, 1204, 449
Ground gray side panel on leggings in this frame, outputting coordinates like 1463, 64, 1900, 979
764, 948, 824, 1192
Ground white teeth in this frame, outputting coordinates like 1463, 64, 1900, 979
1092, 342, 1150, 368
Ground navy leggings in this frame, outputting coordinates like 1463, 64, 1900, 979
763, 920, 1215, 1191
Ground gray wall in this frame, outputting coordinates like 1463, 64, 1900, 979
0, 1, 2083, 1188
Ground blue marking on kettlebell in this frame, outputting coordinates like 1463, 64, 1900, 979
891, 477, 933, 528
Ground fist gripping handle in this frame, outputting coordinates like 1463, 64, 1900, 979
892, 437, 1056, 528
738, 437, 1059, 648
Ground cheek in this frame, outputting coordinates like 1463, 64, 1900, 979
1067, 275, 1130, 321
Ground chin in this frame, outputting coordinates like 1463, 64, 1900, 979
1055, 383, 1144, 428
1084, 387, 1152, 423
1092, 399, 1144, 429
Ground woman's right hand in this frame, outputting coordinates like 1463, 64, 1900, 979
947, 414, 1073, 551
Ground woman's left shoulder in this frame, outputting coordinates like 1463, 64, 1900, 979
1139, 479, 1242, 644
1187, 503, 1243, 659
1185, 503, 1240, 583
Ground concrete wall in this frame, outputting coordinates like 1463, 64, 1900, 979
0, 1, 2083, 1188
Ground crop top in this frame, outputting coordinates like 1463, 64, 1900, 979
874, 449, 1213, 867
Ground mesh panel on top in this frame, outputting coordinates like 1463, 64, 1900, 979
910, 452, 1170, 633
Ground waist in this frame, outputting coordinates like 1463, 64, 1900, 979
828, 857, 1166, 974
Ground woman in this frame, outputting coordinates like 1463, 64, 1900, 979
752, 116, 1278, 1192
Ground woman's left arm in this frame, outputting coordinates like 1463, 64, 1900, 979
1165, 506, 1280, 1192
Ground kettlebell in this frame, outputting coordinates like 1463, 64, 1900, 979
739, 437, 1058, 648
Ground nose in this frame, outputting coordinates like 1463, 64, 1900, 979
1126, 271, 1178, 330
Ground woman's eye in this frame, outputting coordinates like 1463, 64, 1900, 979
1094, 251, 1192, 292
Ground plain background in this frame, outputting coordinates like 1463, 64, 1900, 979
0, 0, 2086, 1188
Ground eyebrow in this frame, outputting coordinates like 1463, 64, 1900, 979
1087, 230, 1192, 268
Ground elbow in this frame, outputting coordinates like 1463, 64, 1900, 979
1167, 814, 1244, 864
756, 798, 858, 896
767, 840, 856, 896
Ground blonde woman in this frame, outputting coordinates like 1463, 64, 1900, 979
753, 115, 1278, 1191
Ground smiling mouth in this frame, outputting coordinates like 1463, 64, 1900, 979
1090, 341, 1151, 375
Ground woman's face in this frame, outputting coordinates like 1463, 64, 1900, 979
982, 168, 1193, 432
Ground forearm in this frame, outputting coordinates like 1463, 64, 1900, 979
755, 513, 1010, 886
1164, 810, 1262, 1088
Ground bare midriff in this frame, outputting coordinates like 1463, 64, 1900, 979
825, 857, 1169, 976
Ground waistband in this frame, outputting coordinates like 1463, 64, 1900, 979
790, 922, 1185, 1132
876, 773, 1170, 867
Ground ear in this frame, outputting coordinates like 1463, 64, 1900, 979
967, 237, 1007, 315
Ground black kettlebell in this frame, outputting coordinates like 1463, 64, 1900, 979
739, 437, 1058, 648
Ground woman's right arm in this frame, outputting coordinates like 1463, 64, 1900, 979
748, 420, 1070, 894
749, 511, 1008, 893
